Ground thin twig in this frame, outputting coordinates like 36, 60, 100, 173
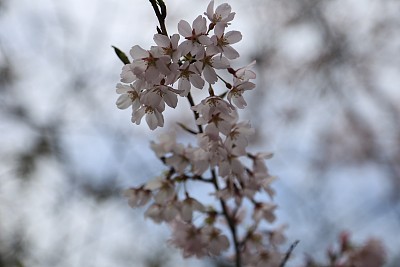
279, 240, 300, 267
186, 92, 203, 134
211, 169, 242, 267
148, 0, 168, 36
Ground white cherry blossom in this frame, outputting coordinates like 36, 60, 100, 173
178, 61, 205, 96
195, 48, 230, 84
209, 30, 242, 59
130, 45, 171, 82
123, 187, 152, 207
180, 197, 205, 221
205, 0, 235, 36
178, 15, 212, 56
131, 105, 164, 130
153, 33, 181, 63
115, 83, 141, 111
227, 79, 256, 109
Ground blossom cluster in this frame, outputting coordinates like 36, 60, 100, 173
117, 1, 286, 266
303, 232, 386, 267
116, 0, 254, 130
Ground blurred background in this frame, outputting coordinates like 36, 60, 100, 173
1, 0, 399, 266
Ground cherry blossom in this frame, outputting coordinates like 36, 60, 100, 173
115, 83, 141, 111
209, 30, 242, 59
131, 104, 164, 130
205, 0, 235, 36
116, 1, 291, 266
153, 33, 181, 63
178, 15, 212, 56
227, 79, 256, 109
123, 187, 152, 207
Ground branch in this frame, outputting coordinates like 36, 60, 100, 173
148, 0, 168, 36
279, 240, 300, 267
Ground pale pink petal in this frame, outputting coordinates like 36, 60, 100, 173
192, 15, 207, 34
198, 35, 212, 45
130, 45, 148, 59
215, 3, 231, 18
145, 66, 159, 81
206, 0, 214, 20
178, 78, 191, 96
214, 23, 225, 37
190, 74, 205, 89
131, 107, 145, 125
120, 65, 136, 83
203, 65, 218, 84
223, 45, 240, 59
116, 94, 132, 109
170, 34, 180, 48
178, 20, 192, 37
163, 91, 178, 108
225, 31, 242, 44
212, 56, 230, 69
153, 33, 170, 47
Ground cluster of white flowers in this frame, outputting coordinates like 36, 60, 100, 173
117, 1, 286, 266
116, 0, 252, 130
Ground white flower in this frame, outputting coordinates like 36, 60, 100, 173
178, 15, 212, 56
218, 152, 245, 178
130, 45, 171, 82
180, 197, 205, 221
145, 178, 175, 204
194, 48, 230, 84
252, 202, 276, 223
243, 249, 282, 267
169, 220, 207, 258
145, 202, 180, 223
349, 238, 386, 267
192, 96, 234, 124
141, 83, 181, 110
229, 60, 256, 81
131, 105, 164, 130
178, 61, 205, 96
123, 187, 152, 207
150, 132, 178, 157
197, 124, 226, 167
165, 143, 191, 174
224, 121, 254, 156
192, 96, 236, 135
120, 64, 137, 83
187, 147, 209, 175
205, 0, 235, 36
201, 226, 230, 256
153, 33, 181, 63
115, 83, 141, 111
227, 79, 256, 109
209, 30, 242, 59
